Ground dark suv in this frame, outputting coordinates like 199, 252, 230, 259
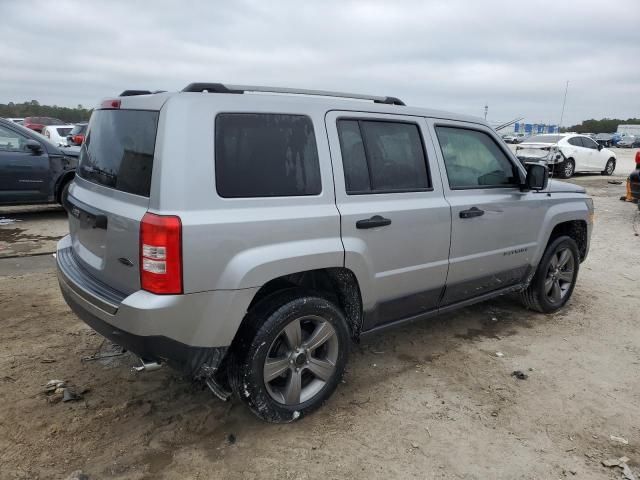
0, 118, 77, 205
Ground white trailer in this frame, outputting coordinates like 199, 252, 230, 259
617, 124, 640, 136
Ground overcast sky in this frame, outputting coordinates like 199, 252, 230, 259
1, 0, 639, 126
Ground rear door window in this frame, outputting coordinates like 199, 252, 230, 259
568, 137, 583, 147
337, 119, 430, 194
215, 113, 321, 198
78, 110, 159, 197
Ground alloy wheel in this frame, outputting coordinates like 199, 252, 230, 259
544, 247, 575, 304
263, 315, 339, 405
564, 161, 574, 177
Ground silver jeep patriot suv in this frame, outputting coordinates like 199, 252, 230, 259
57, 83, 593, 422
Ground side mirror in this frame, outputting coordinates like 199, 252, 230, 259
597, 144, 603, 151
24, 139, 43, 155
523, 163, 548, 191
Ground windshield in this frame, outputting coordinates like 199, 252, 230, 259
523, 135, 564, 144
78, 110, 159, 197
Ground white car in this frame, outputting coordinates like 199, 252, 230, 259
42, 125, 74, 146
515, 134, 616, 178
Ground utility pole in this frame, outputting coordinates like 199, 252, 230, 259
559, 80, 569, 130
484, 104, 488, 120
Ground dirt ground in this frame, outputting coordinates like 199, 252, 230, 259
1, 149, 639, 480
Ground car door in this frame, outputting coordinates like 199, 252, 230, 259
0, 123, 50, 204
326, 111, 451, 331
565, 136, 589, 171
579, 136, 603, 171
427, 120, 546, 306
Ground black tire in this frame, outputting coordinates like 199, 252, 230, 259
558, 158, 575, 179
601, 158, 616, 176
520, 236, 580, 313
228, 289, 350, 423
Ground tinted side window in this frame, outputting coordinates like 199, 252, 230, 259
216, 114, 321, 198
337, 120, 370, 193
568, 137, 583, 147
581, 137, 598, 149
435, 126, 519, 189
337, 119, 430, 194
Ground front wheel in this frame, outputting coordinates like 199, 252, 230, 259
602, 158, 616, 176
520, 236, 580, 313
228, 291, 350, 423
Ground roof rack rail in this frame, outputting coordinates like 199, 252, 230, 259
181, 83, 405, 106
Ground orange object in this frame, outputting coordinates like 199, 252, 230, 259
625, 178, 633, 201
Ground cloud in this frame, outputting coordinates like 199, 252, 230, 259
1, 0, 639, 125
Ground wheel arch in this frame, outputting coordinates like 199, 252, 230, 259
245, 267, 364, 342
54, 170, 75, 203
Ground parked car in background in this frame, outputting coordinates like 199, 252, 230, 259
512, 133, 529, 144
66, 123, 87, 146
5, 118, 24, 125
56, 83, 592, 422
516, 133, 616, 178
617, 135, 640, 148
22, 116, 67, 133
42, 125, 74, 146
501, 134, 517, 143
595, 133, 614, 147
0, 117, 77, 205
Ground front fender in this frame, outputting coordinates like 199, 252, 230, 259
532, 197, 590, 267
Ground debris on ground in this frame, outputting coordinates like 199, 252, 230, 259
65, 470, 89, 480
608, 180, 624, 185
610, 435, 629, 445
495, 352, 504, 357
511, 370, 528, 380
602, 456, 636, 480
43, 380, 88, 403
227, 433, 236, 444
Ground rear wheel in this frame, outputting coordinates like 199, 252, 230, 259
602, 158, 616, 176
520, 236, 580, 313
228, 290, 349, 423
558, 159, 575, 179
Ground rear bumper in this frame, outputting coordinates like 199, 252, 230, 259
56, 236, 258, 374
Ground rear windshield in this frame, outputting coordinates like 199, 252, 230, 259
71, 124, 87, 135
78, 110, 159, 197
57, 127, 72, 136
523, 135, 564, 143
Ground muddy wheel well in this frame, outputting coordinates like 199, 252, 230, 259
247, 268, 364, 341
548, 220, 588, 261
55, 172, 75, 203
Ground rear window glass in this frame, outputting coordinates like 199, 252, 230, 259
57, 127, 72, 136
71, 124, 87, 135
78, 110, 159, 197
215, 113, 321, 198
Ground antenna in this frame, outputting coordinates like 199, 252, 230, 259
559, 80, 569, 130
484, 104, 488, 120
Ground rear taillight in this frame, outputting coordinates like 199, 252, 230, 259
635, 151, 640, 166
140, 213, 182, 294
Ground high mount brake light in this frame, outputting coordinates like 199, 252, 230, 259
100, 99, 121, 109
140, 213, 183, 294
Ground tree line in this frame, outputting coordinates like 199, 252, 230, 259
0, 100, 92, 123
563, 118, 640, 134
